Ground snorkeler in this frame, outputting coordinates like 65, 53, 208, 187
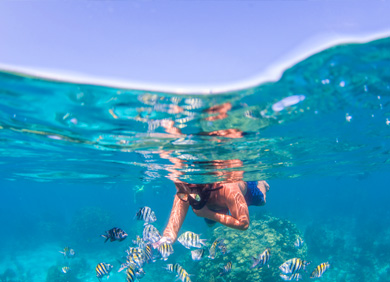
152, 177, 269, 247
152, 103, 270, 247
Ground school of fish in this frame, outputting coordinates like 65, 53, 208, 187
57, 207, 330, 281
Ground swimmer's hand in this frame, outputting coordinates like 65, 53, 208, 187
152, 236, 173, 249
192, 205, 215, 219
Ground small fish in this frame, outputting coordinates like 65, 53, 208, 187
208, 238, 224, 259
61, 266, 70, 274
127, 252, 145, 268
164, 263, 183, 274
135, 206, 157, 224
294, 237, 304, 248
177, 266, 192, 282
178, 231, 206, 249
125, 247, 143, 256
126, 264, 137, 282
251, 248, 271, 268
219, 261, 232, 276
143, 224, 161, 244
279, 258, 309, 275
158, 242, 174, 260
96, 262, 113, 281
143, 244, 155, 263
59, 247, 75, 258
280, 273, 302, 281
133, 235, 146, 249
310, 262, 330, 278
191, 248, 204, 261
101, 227, 128, 243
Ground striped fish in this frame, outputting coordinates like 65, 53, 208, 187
96, 263, 113, 281
279, 258, 309, 275
158, 242, 174, 260
294, 237, 304, 248
177, 266, 192, 282
219, 261, 232, 276
143, 244, 155, 262
143, 224, 161, 244
126, 252, 145, 268
164, 263, 183, 274
280, 273, 302, 281
132, 235, 146, 249
208, 238, 224, 259
126, 264, 137, 282
135, 206, 157, 224
101, 227, 128, 243
310, 262, 330, 278
251, 248, 271, 268
178, 231, 206, 249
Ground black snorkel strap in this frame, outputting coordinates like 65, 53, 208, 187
189, 184, 223, 210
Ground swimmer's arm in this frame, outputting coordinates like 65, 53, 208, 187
194, 189, 249, 230
162, 194, 189, 243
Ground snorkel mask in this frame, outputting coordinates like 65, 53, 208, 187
176, 183, 223, 210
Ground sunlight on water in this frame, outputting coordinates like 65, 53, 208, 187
1, 37, 390, 282
1, 38, 389, 185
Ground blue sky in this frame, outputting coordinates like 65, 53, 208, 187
0, 1, 389, 91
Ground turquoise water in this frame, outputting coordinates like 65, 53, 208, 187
0, 37, 389, 282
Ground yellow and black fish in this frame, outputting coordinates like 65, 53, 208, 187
208, 238, 224, 259
126, 264, 137, 282
96, 262, 113, 281
164, 263, 183, 274
279, 258, 309, 275
178, 231, 206, 249
127, 251, 145, 268
158, 242, 174, 260
280, 273, 302, 281
177, 266, 192, 282
219, 261, 232, 276
310, 262, 330, 278
251, 248, 271, 268
143, 244, 154, 262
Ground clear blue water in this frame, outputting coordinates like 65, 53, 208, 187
0, 37, 389, 282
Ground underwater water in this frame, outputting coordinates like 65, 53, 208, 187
0, 37, 390, 282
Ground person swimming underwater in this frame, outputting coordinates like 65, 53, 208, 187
152, 103, 270, 247
153, 176, 269, 247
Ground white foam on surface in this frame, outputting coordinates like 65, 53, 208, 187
1, 32, 389, 95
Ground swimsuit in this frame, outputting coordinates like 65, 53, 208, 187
244, 181, 265, 206
204, 181, 265, 226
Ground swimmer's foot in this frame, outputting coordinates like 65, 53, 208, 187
258, 181, 270, 204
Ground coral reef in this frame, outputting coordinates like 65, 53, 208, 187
194, 214, 308, 282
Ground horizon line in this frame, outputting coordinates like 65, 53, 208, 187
1, 31, 389, 95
